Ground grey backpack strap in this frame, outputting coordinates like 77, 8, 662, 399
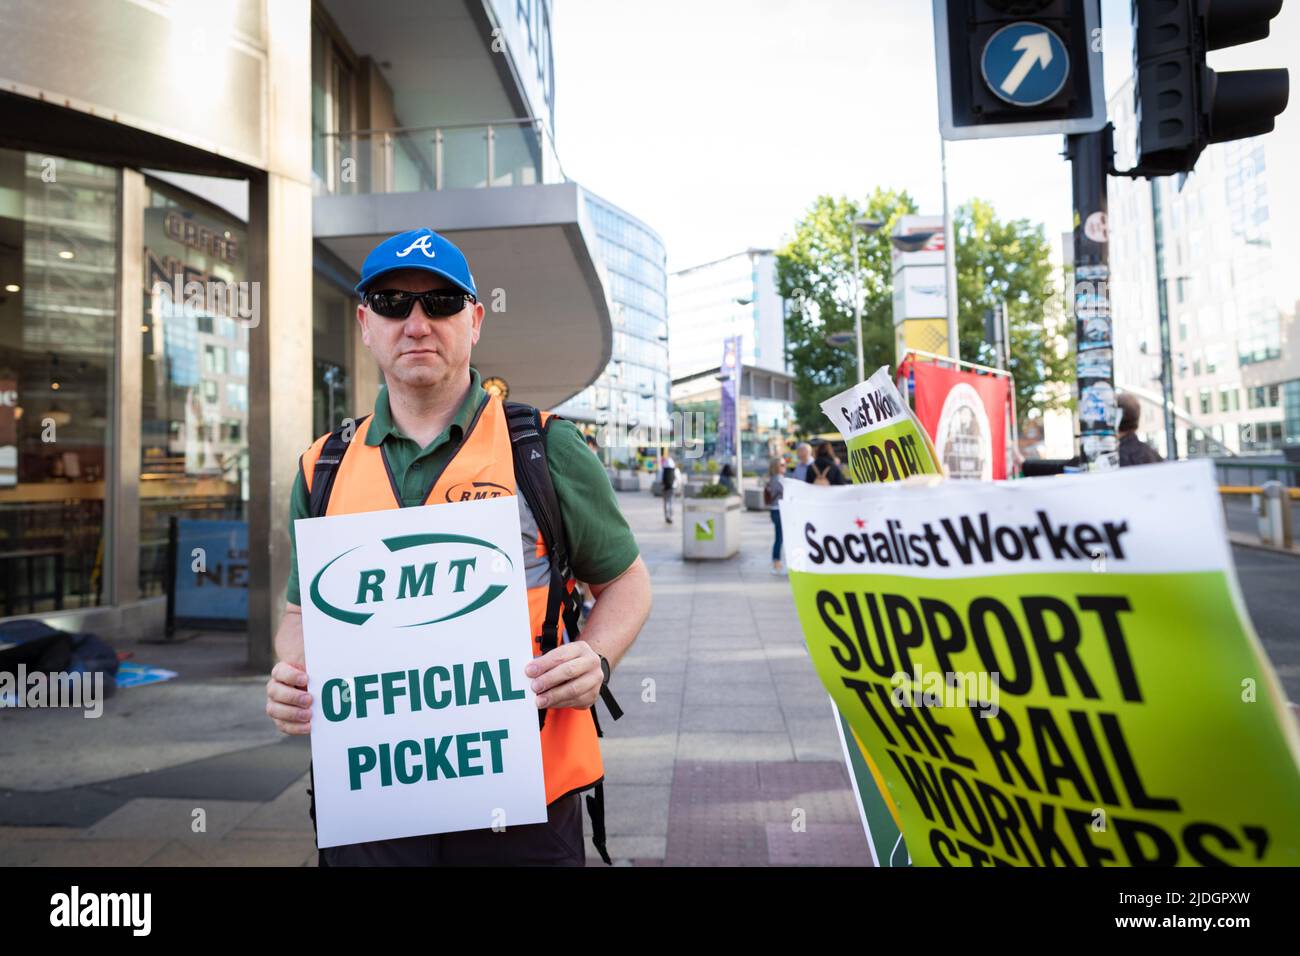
306, 415, 370, 519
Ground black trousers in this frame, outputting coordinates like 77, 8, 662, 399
317, 792, 587, 867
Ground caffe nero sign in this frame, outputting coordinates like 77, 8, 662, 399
308, 533, 514, 629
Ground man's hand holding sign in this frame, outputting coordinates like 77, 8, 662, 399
266, 596, 609, 732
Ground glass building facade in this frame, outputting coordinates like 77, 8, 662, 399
1108, 77, 1300, 457
0, 149, 118, 614
554, 191, 669, 464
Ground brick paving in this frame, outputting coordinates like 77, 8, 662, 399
588, 488, 870, 865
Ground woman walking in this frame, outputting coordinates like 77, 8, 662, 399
765, 457, 786, 574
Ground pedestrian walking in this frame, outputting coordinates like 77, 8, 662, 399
660, 451, 677, 523
765, 457, 786, 574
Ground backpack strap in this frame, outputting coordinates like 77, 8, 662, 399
505, 401, 620, 865
305, 415, 371, 519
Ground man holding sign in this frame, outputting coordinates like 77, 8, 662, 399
264, 228, 651, 866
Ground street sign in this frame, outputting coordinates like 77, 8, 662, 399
980, 22, 1070, 108
935, 0, 1106, 140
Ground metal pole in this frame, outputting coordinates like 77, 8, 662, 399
1000, 297, 1010, 371
1151, 178, 1179, 460
940, 136, 960, 361
1067, 124, 1117, 469
852, 226, 865, 382
735, 366, 743, 495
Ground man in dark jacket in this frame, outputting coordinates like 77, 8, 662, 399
1117, 392, 1163, 466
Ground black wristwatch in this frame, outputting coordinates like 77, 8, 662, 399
598, 654, 611, 687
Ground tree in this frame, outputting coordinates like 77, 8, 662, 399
955, 198, 1073, 423
777, 191, 1071, 437
776, 188, 918, 435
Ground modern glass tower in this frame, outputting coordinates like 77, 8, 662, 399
554, 191, 670, 467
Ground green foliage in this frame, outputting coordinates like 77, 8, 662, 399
705, 459, 720, 474
955, 198, 1073, 422
777, 192, 1072, 436
696, 483, 731, 499
776, 188, 918, 436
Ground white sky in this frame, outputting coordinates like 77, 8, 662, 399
552, 0, 1300, 275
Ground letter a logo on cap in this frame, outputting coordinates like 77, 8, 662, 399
395, 235, 437, 259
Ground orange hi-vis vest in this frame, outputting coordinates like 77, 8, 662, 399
298, 393, 604, 806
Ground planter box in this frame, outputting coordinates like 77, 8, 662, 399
744, 488, 767, 511
682, 496, 742, 559
611, 473, 641, 492
683, 479, 712, 499
637, 471, 653, 492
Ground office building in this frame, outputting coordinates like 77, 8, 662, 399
553, 191, 669, 464
668, 250, 785, 381
0, 0, 649, 663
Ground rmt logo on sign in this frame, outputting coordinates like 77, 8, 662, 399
309, 532, 513, 628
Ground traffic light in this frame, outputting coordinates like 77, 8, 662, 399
934, 0, 1106, 139
1133, 0, 1289, 176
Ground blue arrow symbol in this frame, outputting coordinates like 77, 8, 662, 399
1000, 31, 1054, 97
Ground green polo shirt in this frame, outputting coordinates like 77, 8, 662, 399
285, 368, 639, 605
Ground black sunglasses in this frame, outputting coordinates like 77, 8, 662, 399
364, 289, 475, 319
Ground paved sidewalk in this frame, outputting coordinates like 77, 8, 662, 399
593, 488, 869, 865
0, 488, 870, 867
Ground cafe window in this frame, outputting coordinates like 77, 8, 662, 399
139, 180, 250, 598
0, 148, 117, 614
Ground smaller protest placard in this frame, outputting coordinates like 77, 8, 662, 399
295, 495, 547, 849
820, 366, 940, 484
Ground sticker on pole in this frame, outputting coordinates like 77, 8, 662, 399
981, 22, 1070, 107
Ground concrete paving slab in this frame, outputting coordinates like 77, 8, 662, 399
81, 798, 261, 841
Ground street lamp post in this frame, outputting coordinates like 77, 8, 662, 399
730, 297, 754, 492
940, 136, 961, 362
850, 219, 883, 384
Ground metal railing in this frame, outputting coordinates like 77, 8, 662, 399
317, 118, 566, 196
1213, 458, 1300, 490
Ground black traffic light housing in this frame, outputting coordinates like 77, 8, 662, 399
935, 0, 1106, 139
1132, 0, 1289, 177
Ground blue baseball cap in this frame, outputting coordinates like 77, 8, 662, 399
354, 228, 478, 299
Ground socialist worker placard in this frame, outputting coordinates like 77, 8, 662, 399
295, 495, 547, 848
780, 460, 1300, 866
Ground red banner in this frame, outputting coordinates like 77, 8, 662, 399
908, 363, 1010, 480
